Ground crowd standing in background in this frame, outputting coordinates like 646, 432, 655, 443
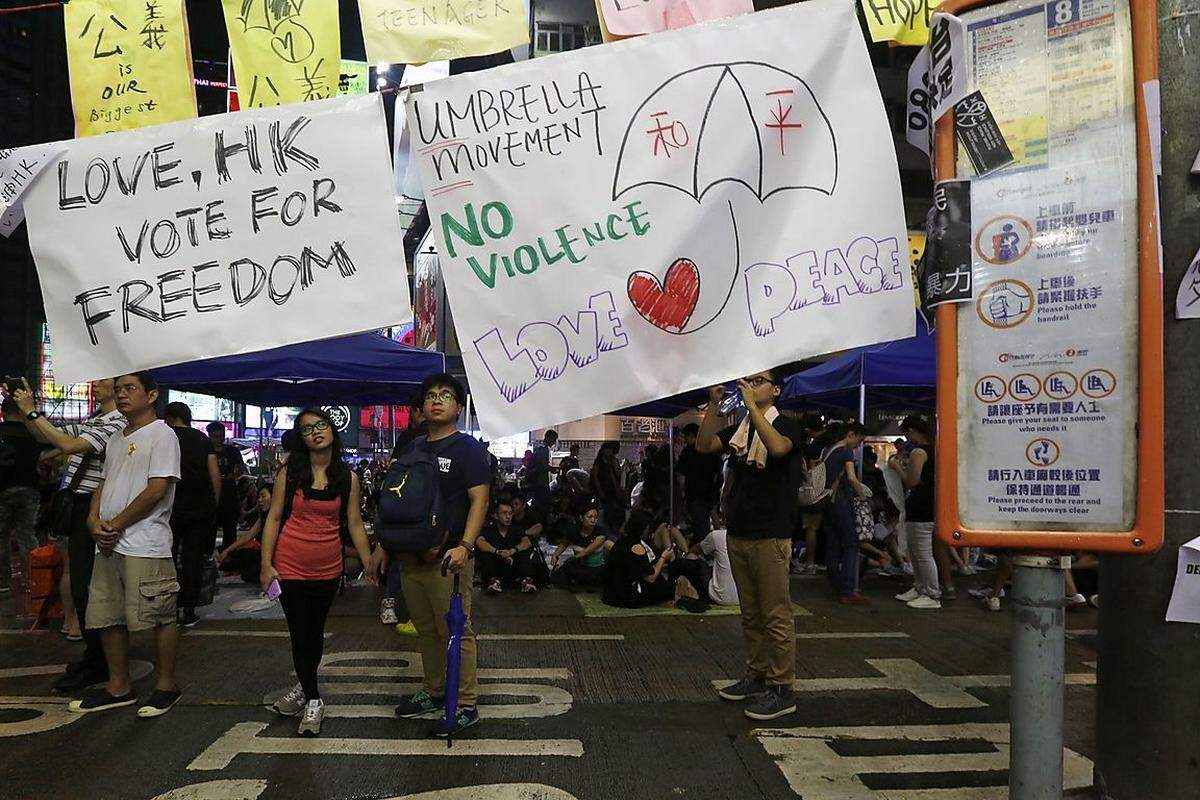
0, 363, 1103, 735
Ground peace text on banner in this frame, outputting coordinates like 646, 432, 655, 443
23, 95, 411, 385
406, 0, 913, 437
64, 0, 197, 137
222, 0, 341, 107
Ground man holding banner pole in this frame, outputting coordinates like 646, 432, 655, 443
696, 369, 803, 721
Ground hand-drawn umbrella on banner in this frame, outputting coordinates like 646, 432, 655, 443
612, 62, 839, 335
441, 563, 467, 748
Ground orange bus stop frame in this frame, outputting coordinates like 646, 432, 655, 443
933, 0, 1164, 553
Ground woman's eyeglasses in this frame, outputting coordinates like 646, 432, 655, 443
299, 420, 330, 436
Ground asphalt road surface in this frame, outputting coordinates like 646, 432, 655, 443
0, 567, 1099, 800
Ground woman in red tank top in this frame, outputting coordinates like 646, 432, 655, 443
259, 408, 377, 736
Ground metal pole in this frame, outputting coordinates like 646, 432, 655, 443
1009, 553, 1068, 800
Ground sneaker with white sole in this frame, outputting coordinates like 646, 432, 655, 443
297, 699, 324, 736
895, 588, 920, 603
272, 683, 307, 717
380, 597, 399, 625
907, 595, 942, 609
1066, 593, 1088, 611
744, 685, 798, 721
718, 674, 767, 701
985, 596, 1002, 612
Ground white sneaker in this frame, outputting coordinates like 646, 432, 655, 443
380, 597, 399, 625
985, 596, 1002, 612
297, 699, 324, 736
1066, 593, 1087, 611
895, 588, 920, 603
907, 595, 942, 609
272, 683, 306, 717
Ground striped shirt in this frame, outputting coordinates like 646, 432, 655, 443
61, 409, 126, 494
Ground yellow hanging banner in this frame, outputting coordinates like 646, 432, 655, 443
64, 0, 197, 137
222, 0, 341, 107
860, 0, 939, 46
358, 0, 530, 65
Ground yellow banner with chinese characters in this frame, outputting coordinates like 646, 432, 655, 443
860, 0, 939, 45
358, 0, 529, 65
222, 0, 341, 107
64, 0, 197, 137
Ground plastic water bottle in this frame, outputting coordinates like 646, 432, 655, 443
10, 549, 36, 629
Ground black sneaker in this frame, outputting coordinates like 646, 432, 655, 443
179, 608, 200, 628
744, 685, 798, 721
137, 689, 182, 718
718, 675, 767, 702
394, 689, 444, 719
67, 688, 138, 714
54, 666, 109, 694
434, 706, 480, 737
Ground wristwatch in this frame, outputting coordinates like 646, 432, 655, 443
25, 410, 42, 421
458, 540, 476, 555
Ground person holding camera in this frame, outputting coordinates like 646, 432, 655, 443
3, 377, 125, 693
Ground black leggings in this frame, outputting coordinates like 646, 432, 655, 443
279, 579, 339, 700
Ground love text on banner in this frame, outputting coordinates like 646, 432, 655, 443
23, 95, 411, 385
358, 0, 529, 64
222, 0, 341, 107
407, 0, 913, 437
64, 0, 197, 136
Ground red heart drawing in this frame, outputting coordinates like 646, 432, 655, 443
627, 258, 701, 334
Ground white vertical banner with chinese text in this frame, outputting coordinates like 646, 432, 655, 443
407, 0, 913, 438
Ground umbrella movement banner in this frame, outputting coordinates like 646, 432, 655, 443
22, 95, 411, 385
358, 0, 529, 64
407, 0, 913, 437
222, 0, 341, 107
64, 0, 197, 137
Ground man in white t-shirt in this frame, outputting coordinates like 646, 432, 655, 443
695, 529, 740, 606
69, 371, 183, 719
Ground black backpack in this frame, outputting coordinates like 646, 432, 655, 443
377, 433, 460, 553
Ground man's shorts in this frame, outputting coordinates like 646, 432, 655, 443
85, 552, 179, 632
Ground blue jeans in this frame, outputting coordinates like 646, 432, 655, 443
824, 500, 859, 597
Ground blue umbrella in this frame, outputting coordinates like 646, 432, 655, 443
442, 564, 466, 748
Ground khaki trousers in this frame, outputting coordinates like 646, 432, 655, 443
397, 554, 478, 706
727, 536, 796, 685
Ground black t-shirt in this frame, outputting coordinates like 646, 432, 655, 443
559, 455, 580, 474
676, 444, 721, 501
0, 428, 42, 488
481, 521, 528, 552
172, 425, 216, 518
603, 537, 656, 606
513, 505, 545, 533
823, 445, 856, 509
905, 445, 935, 522
718, 414, 804, 539
428, 432, 491, 539
529, 445, 550, 492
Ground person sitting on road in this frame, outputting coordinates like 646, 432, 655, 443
673, 511, 740, 608
478, 497, 538, 594
602, 510, 675, 608
550, 504, 609, 590
218, 484, 272, 583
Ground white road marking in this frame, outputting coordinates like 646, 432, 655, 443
188, 722, 584, 770
0, 695, 81, 737
320, 682, 574, 719
184, 630, 330, 639
796, 632, 910, 640
385, 786, 580, 800
754, 722, 1092, 800
477, 634, 624, 641
149, 780, 269, 800
713, 658, 1097, 709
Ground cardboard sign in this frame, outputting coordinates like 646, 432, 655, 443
64, 0, 197, 136
928, 12, 968, 123
1175, 246, 1200, 320
954, 90, 1013, 176
358, 0, 530, 65
905, 46, 933, 156
861, 0, 939, 46
1166, 535, 1200, 623
921, 180, 972, 307
22, 95, 411, 385
221, 0, 340, 107
406, 0, 913, 437
596, 0, 753, 37
0, 144, 66, 237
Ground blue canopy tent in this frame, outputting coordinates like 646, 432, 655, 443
153, 333, 446, 407
778, 314, 936, 417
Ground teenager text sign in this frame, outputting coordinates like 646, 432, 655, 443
23, 94, 412, 385
407, 0, 913, 438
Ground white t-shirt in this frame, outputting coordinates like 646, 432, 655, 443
700, 529, 739, 606
100, 420, 181, 558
